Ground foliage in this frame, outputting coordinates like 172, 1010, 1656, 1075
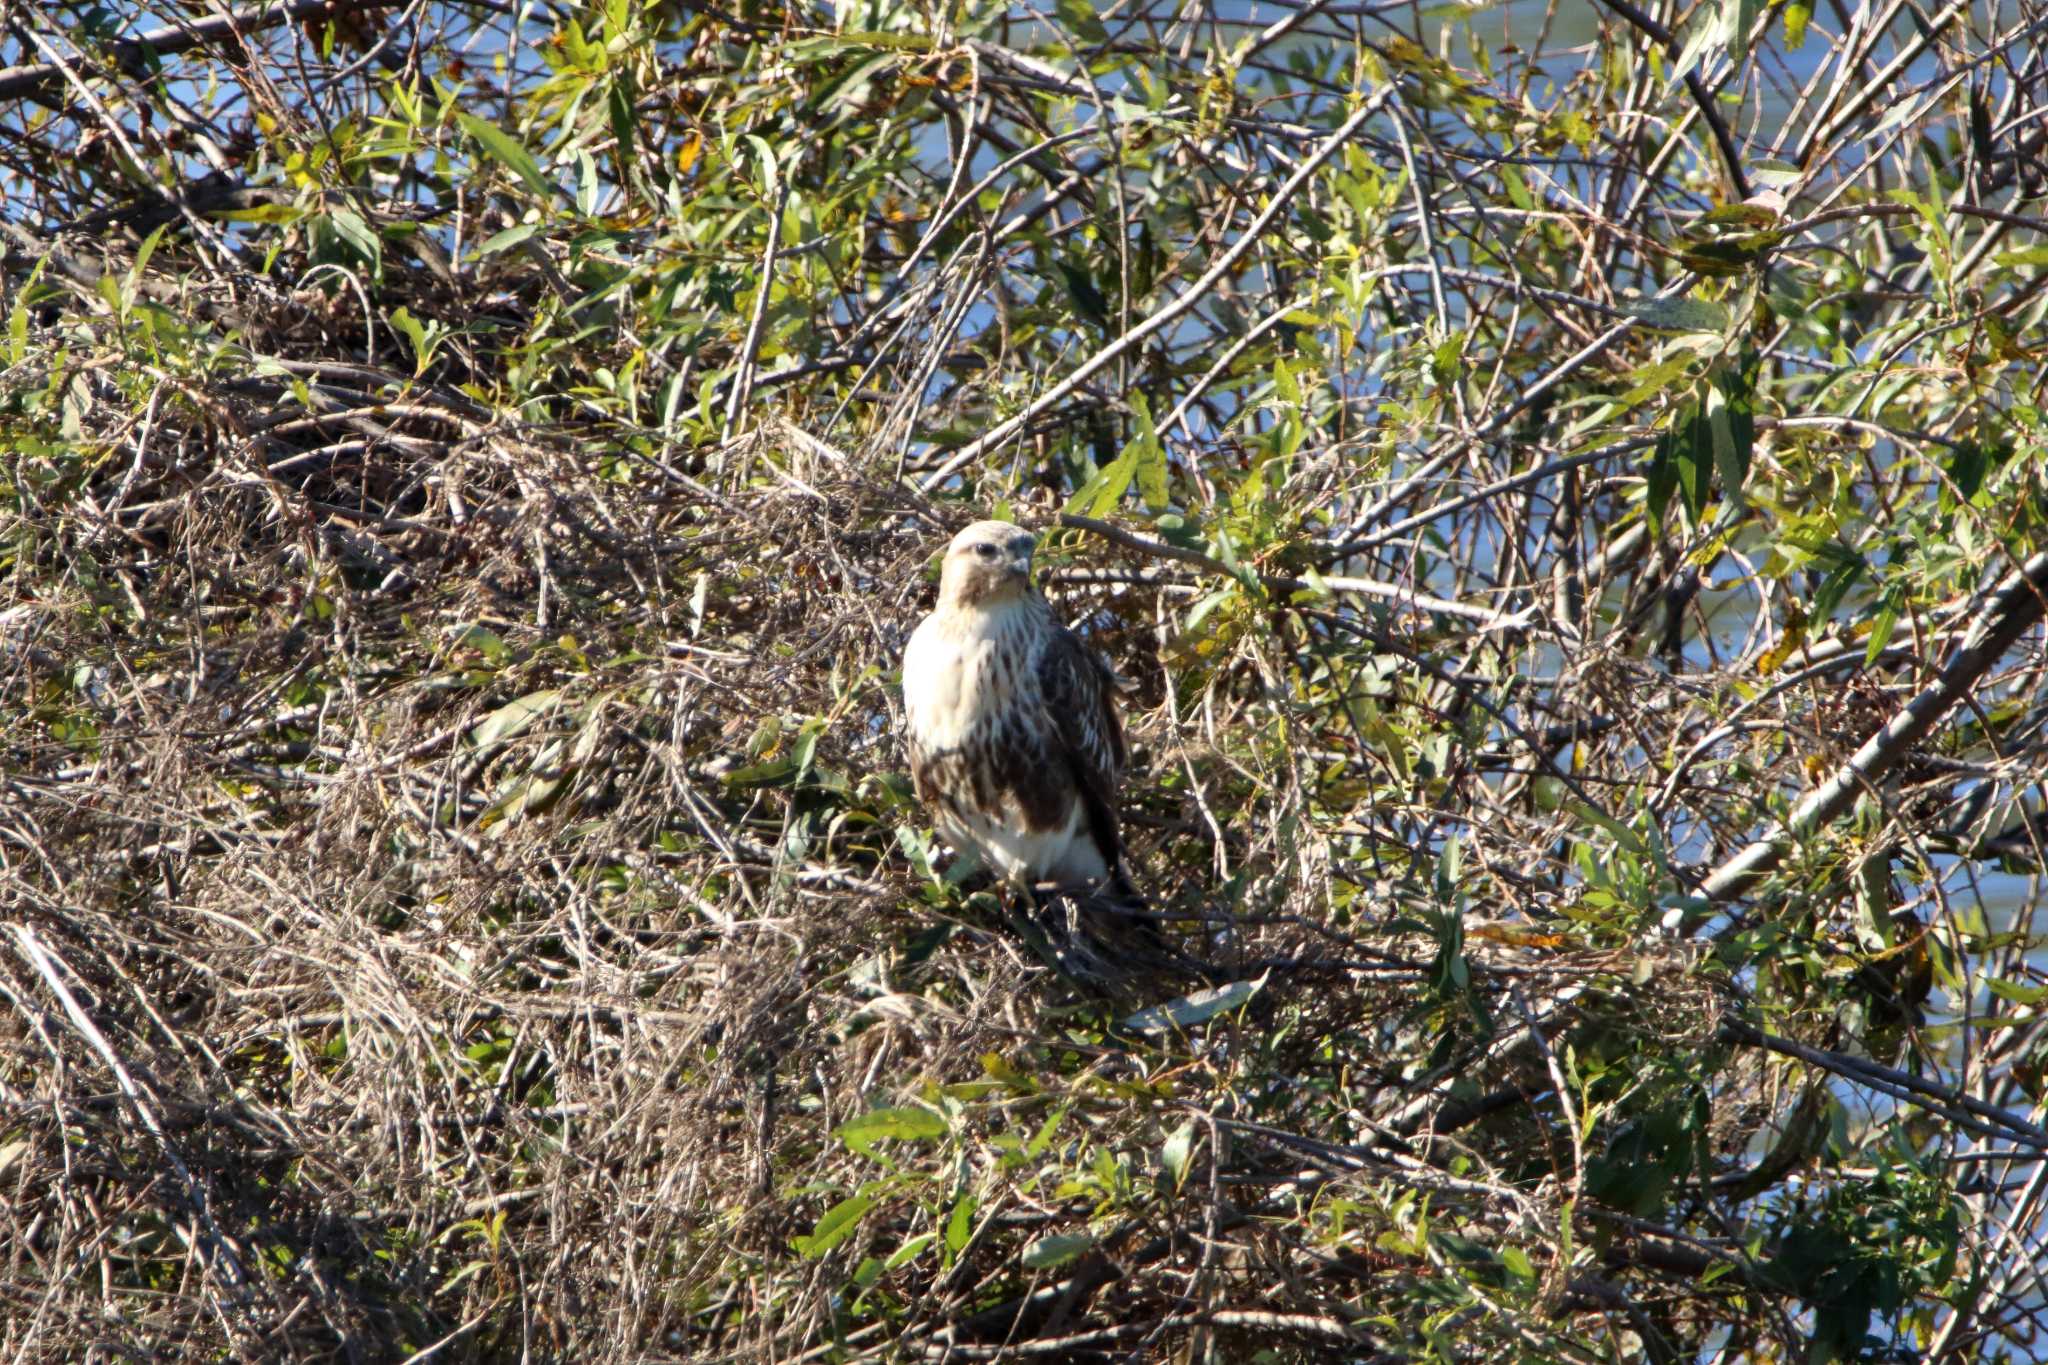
4, 0, 2048, 1359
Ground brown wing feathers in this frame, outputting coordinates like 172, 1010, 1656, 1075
1039, 624, 1136, 896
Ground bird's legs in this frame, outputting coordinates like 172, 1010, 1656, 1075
1029, 869, 1133, 900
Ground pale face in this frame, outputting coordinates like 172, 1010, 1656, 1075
938, 520, 1037, 608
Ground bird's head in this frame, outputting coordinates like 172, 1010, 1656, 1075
938, 519, 1037, 609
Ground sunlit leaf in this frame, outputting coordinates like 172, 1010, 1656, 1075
792, 1192, 874, 1258
457, 111, 560, 202
1121, 974, 1269, 1034
1022, 1233, 1095, 1269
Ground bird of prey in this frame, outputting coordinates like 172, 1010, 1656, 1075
901, 520, 1135, 900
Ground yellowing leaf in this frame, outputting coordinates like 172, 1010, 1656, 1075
470, 690, 563, 749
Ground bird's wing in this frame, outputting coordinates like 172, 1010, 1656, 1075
901, 617, 940, 803
1037, 623, 1127, 870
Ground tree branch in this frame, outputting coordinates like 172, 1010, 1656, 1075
918, 88, 1392, 492
1592, 0, 1752, 200
1699, 546, 2048, 905
0, 0, 444, 106
1722, 1016, 2048, 1150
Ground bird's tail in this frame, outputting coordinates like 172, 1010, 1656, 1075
1053, 863, 1222, 986
1105, 860, 1146, 912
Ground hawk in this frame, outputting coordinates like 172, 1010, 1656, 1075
901, 520, 1135, 899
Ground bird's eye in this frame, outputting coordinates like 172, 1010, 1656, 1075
974, 543, 997, 559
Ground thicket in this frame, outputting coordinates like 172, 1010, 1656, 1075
4, 0, 2048, 1359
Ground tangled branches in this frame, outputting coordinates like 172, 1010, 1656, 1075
7, 0, 2048, 1359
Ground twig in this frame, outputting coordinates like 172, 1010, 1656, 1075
1332, 435, 1659, 558
1793, 0, 1967, 169
723, 184, 789, 441
918, 1309, 1372, 1357
1513, 986, 1585, 1194
918, 88, 1392, 491
1699, 547, 2048, 905
7, 924, 255, 1301
1721, 1017, 2048, 1149
1592, 0, 1752, 199
0, 0, 429, 104
1054, 512, 1536, 631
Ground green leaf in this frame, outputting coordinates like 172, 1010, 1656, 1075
836, 1105, 948, 1158
802, 29, 934, 52
1676, 233, 1783, 276
1057, 259, 1109, 330
1121, 973, 1269, 1034
1272, 355, 1301, 406
606, 79, 638, 181
1065, 446, 1138, 518
944, 1193, 976, 1254
817, 50, 901, 113
895, 825, 935, 882
1184, 587, 1234, 634
746, 133, 780, 199
123, 222, 170, 310
1865, 588, 1901, 666
1679, 405, 1712, 520
1707, 366, 1753, 504
720, 754, 800, 787
480, 766, 567, 832
454, 623, 509, 663
457, 111, 560, 202
1723, 0, 1759, 65
1645, 428, 1679, 533
1025, 1103, 1067, 1158
884, 1232, 935, 1270
1984, 977, 2047, 1007
1022, 1232, 1095, 1269
576, 149, 600, 216
1809, 552, 1866, 621
1052, 0, 1108, 44
792, 1191, 874, 1258
1128, 391, 1169, 511
1620, 296, 1729, 334
324, 206, 380, 266
388, 305, 425, 355
1161, 1120, 1196, 1189
475, 223, 542, 258
1946, 442, 1991, 500
7, 256, 45, 364
1669, 11, 1721, 84
1783, 0, 1811, 48
1750, 159, 1801, 190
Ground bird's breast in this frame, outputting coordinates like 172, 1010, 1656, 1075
903, 606, 1041, 751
